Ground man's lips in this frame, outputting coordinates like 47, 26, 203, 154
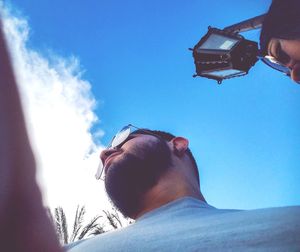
103, 152, 121, 173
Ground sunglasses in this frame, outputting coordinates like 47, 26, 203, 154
95, 124, 162, 180
261, 55, 291, 76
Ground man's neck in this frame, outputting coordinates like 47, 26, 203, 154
133, 176, 204, 219
135, 193, 203, 220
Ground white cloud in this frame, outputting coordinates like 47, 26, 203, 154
1, 6, 112, 220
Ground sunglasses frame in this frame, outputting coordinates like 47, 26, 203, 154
260, 55, 291, 76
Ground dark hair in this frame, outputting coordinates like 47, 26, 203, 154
133, 129, 200, 185
260, 0, 300, 55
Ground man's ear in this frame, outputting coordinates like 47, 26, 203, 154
171, 137, 189, 157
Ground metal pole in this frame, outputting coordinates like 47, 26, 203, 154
223, 14, 266, 33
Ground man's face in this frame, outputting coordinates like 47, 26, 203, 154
268, 38, 300, 83
101, 134, 172, 218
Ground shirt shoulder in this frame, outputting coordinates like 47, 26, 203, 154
66, 201, 300, 252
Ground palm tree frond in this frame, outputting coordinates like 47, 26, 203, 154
89, 225, 105, 236
70, 205, 85, 242
48, 205, 127, 244
111, 212, 123, 228
59, 207, 69, 244
54, 207, 63, 243
78, 215, 101, 240
103, 210, 118, 229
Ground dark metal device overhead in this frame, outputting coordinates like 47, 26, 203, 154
191, 14, 265, 84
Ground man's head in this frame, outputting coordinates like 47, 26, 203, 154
260, 0, 300, 82
99, 125, 202, 219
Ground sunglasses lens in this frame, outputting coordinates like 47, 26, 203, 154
95, 161, 103, 180
262, 56, 291, 75
95, 125, 133, 180
110, 126, 131, 148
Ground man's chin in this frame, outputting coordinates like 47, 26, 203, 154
106, 193, 142, 219
105, 167, 143, 218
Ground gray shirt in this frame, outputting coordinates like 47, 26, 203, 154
66, 197, 300, 251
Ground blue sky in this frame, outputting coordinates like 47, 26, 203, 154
6, 0, 300, 210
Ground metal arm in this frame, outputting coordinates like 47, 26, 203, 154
223, 14, 266, 34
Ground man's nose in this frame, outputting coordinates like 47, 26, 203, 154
290, 63, 300, 83
100, 148, 118, 163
